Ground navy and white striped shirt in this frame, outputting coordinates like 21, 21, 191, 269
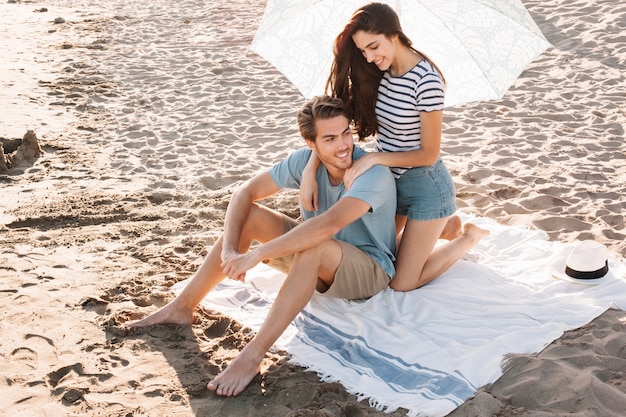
375, 59, 445, 178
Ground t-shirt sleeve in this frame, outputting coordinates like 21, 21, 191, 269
415, 71, 445, 112
269, 147, 311, 190
345, 164, 396, 212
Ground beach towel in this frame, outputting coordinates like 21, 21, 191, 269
172, 214, 626, 417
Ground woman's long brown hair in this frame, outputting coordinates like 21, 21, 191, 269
326, 2, 444, 141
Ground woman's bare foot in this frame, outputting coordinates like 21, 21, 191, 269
463, 222, 490, 242
127, 301, 195, 328
440, 215, 462, 240
207, 346, 263, 397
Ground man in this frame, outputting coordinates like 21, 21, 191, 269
129, 95, 398, 397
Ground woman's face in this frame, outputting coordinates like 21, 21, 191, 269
352, 30, 398, 72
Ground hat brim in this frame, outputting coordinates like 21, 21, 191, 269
548, 246, 613, 285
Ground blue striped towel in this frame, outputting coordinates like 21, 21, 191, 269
173, 214, 626, 416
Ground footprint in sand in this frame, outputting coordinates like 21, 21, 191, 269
9, 347, 39, 372
7, 334, 58, 375
3, 333, 60, 409
47, 362, 114, 392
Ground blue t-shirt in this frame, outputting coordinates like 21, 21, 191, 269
269, 146, 397, 277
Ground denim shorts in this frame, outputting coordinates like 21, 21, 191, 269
395, 158, 457, 221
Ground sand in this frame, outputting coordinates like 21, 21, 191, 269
1, 0, 624, 416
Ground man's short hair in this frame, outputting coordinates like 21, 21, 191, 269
297, 95, 349, 142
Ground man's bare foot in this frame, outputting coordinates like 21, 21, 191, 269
440, 215, 462, 240
207, 347, 263, 397
127, 302, 195, 328
463, 222, 490, 243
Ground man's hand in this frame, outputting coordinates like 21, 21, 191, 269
221, 247, 240, 265
221, 251, 260, 282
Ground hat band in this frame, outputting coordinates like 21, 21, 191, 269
565, 261, 608, 279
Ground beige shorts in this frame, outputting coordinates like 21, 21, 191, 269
263, 215, 390, 300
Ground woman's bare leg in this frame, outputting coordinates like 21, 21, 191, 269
394, 214, 462, 250
390, 217, 489, 291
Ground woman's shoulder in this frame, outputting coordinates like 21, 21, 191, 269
384, 60, 442, 88
407, 60, 445, 95
410, 59, 442, 80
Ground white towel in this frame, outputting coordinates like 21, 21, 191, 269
172, 214, 626, 417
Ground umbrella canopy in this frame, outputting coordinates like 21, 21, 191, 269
251, 0, 551, 107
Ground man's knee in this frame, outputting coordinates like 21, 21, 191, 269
293, 245, 323, 264
241, 203, 285, 242
293, 241, 342, 282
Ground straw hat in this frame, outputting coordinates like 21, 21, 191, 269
549, 240, 612, 285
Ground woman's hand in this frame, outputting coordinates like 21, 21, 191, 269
344, 153, 377, 189
299, 175, 318, 211
299, 151, 321, 211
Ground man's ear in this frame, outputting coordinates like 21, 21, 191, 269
304, 139, 316, 151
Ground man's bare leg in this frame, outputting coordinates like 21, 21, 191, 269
128, 204, 288, 328
127, 241, 226, 327
207, 240, 343, 397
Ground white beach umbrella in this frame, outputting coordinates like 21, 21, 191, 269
251, 0, 551, 107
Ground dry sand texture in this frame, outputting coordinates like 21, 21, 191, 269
1, 0, 625, 416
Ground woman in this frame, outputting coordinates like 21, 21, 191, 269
300, 2, 489, 291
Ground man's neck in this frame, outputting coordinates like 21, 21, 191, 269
327, 168, 345, 186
